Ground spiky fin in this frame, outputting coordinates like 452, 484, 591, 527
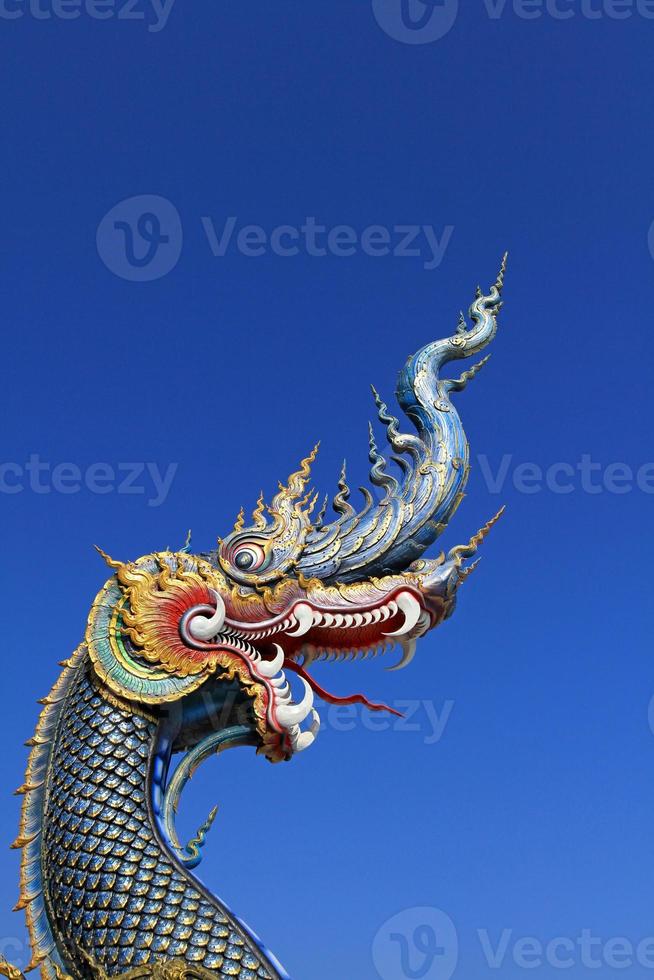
273, 443, 320, 505
252, 492, 267, 530
14, 646, 86, 975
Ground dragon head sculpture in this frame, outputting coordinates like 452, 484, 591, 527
10, 260, 508, 980
86, 257, 506, 789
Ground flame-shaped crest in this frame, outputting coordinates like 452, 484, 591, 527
218, 256, 507, 588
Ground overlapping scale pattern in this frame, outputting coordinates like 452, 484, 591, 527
42, 666, 277, 980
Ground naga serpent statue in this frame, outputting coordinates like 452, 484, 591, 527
6, 257, 507, 980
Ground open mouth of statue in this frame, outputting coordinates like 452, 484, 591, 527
181, 586, 434, 757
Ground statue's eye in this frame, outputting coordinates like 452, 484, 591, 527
232, 542, 267, 572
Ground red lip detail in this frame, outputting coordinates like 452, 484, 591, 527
284, 660, 404, 718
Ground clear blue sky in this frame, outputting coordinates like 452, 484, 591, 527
1, 3, 653, 978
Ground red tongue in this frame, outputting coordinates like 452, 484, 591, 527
284, 661, 404, 718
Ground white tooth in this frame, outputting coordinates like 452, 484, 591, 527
276, 679, 314, 728
362, 612, 374, 626
383, 592, 422, 637
321, 613, 336, 627
387, 638, 418, 671
302, 644, 317, 665
188, 590, 226, 641
257, 644, 285, 679
276, 684, 292, 703
352, 614, 365, 627
371, 608, 383, 623
379, 604, 393, 622
292, 709, 321, 753
332, 614, 345, 627
294, 731, 316, 752
271, 669, 287, 689
286, 603, 314, 638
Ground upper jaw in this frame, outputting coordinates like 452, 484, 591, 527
221, 555, 463, 660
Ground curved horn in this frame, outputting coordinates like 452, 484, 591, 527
296, 255, 507, 582
186, 590, 226, 641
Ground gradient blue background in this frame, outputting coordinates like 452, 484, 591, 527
1, 2, 653, 978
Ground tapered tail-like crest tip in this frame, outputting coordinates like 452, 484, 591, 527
449, 505, 506, 567
94, 545, 123, 570
495, 251, 509, 293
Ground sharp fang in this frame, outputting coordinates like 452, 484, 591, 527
286, 603, 314, 638
383, 592, 422, 637
257, 644, 285, 679
292, 709, 321, 753
188, 590, 226, 641
387, 638, 418, 672
276, 678, 314, 728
